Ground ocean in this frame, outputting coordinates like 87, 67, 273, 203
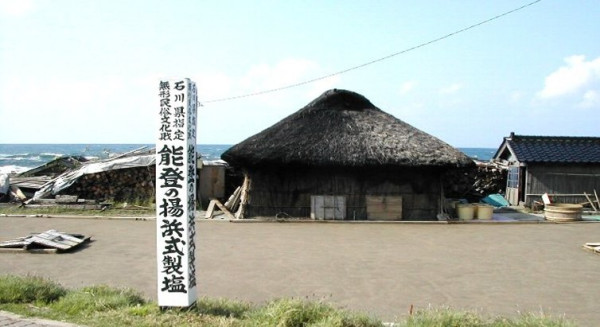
0, 144, 496, 175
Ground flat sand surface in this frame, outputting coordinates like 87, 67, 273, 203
1, 217, 600, 326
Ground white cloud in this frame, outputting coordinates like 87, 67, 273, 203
237, 58, 331, 106
399, 81, 417, 95
240, 58, 318, 92
0, 0, 34, 16
580, 90, 600, 108
536, 55, 600, 99
2, 76, 125, 115
439, 83, 463, 95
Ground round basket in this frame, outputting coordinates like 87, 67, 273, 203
544, 203, 583, 222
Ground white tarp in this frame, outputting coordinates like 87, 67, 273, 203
0, 174, 9, 194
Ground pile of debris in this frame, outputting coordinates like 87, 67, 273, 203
1, 147, 156, 206
63, 165, 155, 202
443, 160, 507, 201
2, 147, 231, 211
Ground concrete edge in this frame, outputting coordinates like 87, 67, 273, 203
0, 310, 84, 327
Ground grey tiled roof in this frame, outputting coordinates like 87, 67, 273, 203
508, 135, 600, 163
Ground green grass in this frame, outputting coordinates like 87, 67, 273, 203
49, 285, 146, 316
0, 275, 67, 304
240, 298, 382, 327
0, 275, 578, 327
401, 307, 577, 327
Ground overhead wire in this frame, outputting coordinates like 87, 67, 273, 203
200, 0, 543, 104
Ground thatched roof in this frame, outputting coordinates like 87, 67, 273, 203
222, 89, 473, 168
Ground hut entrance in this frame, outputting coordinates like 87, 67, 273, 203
310, 195, 346, 220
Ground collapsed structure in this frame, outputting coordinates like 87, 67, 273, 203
3, 147, 227, 207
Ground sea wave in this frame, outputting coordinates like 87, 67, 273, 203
40, 152, 65, 157
0, 153, 31, 158
0, 165, 29, 175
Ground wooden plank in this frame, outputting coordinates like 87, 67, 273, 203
595, 190, 600, 211
55, 195, 78, 203
583, 243, 600, 254
205, 199, 217, 218
9, 186, 27, 201
0, 238, 30, 248
235, 177, 249, 219
213, 199, 236, 220
224, 186, 241, 211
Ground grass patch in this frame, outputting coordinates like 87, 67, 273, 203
242, 298, 382, 327
50, 285, 146, 316
0, 275, 579, 327
402, 307, 578, 327
195, 297, 253, 319
0, 275, 66, 304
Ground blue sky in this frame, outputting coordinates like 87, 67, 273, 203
1, 0, 599, 147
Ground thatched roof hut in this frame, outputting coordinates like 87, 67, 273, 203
222, 89, 473, 220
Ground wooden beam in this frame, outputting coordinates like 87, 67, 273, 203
235, 176, 249, 219
224, 186, 241, 211
204, 199, 217, 218
212, 199, 236, 220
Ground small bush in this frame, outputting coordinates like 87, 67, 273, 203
0, 275, 67, 304
50, 285, 146, 315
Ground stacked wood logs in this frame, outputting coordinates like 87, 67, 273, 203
61, 166, 156, 203
443, 161, 507, 201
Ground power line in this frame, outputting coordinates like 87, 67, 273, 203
201, 0, 542, 104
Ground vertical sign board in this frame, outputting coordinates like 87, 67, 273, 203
156, 79, 197, 307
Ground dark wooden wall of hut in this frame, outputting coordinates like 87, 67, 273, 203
524, 164, 600, 205
243, 167, 442, 220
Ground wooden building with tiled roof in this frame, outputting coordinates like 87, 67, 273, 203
493, 133, 600, 206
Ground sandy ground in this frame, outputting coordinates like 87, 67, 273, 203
1, 217, 600, 326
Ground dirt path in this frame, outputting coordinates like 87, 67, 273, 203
1, 217, 599, 326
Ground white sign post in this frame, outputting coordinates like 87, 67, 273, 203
156, 78, 197, 307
